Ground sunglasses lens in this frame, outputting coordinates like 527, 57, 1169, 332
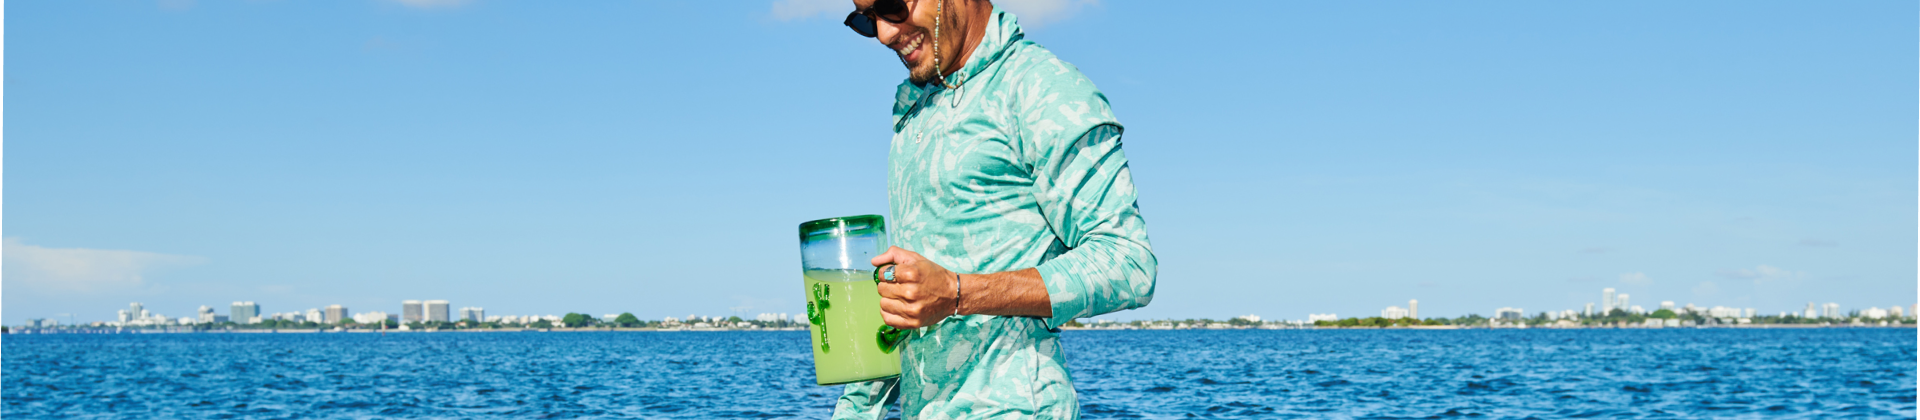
873, 0, 909, 23
845, 13, 878, 37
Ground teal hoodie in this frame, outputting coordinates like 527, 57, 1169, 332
835, 7, 1157, 420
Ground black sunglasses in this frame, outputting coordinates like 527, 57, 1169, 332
844, 0, 910, 38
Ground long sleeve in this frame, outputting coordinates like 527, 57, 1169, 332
1029, 123, 1157, 329
831, 377, 899, 420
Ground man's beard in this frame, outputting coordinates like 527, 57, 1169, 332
904, 57, 937, 86
902, 26, 948, 86
906, 65, 936, 84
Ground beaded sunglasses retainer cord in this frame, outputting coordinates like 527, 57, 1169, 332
932, 0, 964, 107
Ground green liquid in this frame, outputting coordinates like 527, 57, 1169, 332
805, 269, 902, 385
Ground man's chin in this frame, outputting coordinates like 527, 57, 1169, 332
905, 65, 936, 86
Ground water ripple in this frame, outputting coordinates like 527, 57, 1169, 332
1065, 329, 1915, 419
2, 329, 1913, 419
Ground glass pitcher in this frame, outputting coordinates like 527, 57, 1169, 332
799, 215, 907, 385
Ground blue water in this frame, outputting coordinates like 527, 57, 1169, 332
4, 329, 1913, 419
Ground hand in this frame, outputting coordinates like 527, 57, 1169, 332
872, 246, 960, 329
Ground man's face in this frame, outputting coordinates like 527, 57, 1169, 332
854, 0, 953, 85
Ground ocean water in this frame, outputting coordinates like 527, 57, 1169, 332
3, 329, 1913, 419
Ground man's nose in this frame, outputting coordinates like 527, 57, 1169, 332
875, 18, 903, 45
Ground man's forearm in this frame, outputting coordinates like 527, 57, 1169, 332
956, 268, 1052, 318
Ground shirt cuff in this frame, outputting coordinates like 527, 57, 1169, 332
1035, 259, 1087, 330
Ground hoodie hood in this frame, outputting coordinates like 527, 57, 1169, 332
890, 6, 1023, 132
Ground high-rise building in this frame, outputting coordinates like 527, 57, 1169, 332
231, 301, 260, 324
117, 309, 132, 323
1409, 300, 1419, 320
198, 306, 218, 323
1584, 303, 1594, 317
1804, 302, 1818, 318
1495, 307, 1524, 322
1744, 308, 1755, 318
1617, 294, 1631, 312
325, 305, 348, 323
460, 307, 485, 323
1822, 303, 1839, 319
129, 302, 145, 321
1891, 305, 1905, 318
1601, 289, 1615, 313
1381, 306, 1409, 319
425, 300, 450, 322
1707, 306, 1740, 318
403, 300, 424, 322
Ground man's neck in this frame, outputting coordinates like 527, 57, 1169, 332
940, 0, 993, 80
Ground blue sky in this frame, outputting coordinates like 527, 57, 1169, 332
6, 0, 1914, 324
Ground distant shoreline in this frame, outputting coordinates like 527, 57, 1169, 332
8, 324, 1913, 334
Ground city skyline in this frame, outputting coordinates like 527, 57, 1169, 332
41, 287, 1920, 327
1335, 287, 1916, 325
54, 297, 802, 328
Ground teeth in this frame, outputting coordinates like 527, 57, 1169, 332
898, 34, 922, 57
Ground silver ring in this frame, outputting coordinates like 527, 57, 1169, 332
881, 265, 897, 282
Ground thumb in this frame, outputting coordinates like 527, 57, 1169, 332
871, 246, 905, 267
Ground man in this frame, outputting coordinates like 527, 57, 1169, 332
835, 0, 1156, 418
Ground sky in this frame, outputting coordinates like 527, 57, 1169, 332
5, 0, 1915, 325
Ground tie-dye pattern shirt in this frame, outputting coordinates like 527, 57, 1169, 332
832, 7, 1156, 420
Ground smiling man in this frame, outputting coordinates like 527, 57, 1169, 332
835, 0, 1157, 419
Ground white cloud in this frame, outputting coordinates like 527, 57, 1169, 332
772, 0, 845, 21
1715, 264, 1805, 292
388, 0, 470, 10
2, 238, 205, 293
1619, 272, 1651, 285
998, 0, 1099, 27
1715, 264, 1799, 280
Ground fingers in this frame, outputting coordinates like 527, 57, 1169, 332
877, 262, 925, 288
881, 309, 916, 329
870, 247, 945, 330
878, 297, 923, 329
875, 280, 921, 301
870, 246, 909, 267
876, 280, 901, 299
894, 263, 919, 285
